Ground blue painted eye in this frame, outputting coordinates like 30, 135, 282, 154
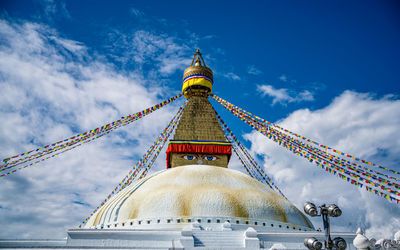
204, 156, 218, 161
183, 155, 196, 160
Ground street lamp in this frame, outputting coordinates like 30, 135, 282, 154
303, 202, 347, 250
333, 237, 347, 250
304, 237, 323, 250
327, 204, 342, 217
304, 202, 318, 217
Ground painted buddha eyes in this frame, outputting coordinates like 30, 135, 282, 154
182, 155, 219, 161
183, 155, 196, 160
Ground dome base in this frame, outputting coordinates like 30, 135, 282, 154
88, 215, 313, 232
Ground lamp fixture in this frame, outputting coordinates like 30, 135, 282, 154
303, 202, 345, 250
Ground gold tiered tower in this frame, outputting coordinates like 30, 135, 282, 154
166, 49, 232, 168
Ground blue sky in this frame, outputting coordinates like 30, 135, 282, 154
0, 0, 399, 240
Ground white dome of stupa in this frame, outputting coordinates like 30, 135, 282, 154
85, 165, 313, 231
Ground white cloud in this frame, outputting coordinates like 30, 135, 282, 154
245, 91, 400, 239
279, 74, 288, 82
224, 72, 241, 80
130, 8, 144, 17
107, 30, 192, 76
50, 35, 86, 53
0, 19, 183, 238
257, 84, 314, 105
257, 85, 291, 104
38, 0, 71, 21
247, 65, 262, 75
298, 90, 314, 101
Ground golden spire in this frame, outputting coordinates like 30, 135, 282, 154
166, 49, 231, 169
182, 49, 213, 97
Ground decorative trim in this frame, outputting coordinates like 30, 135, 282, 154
182, 76, 213, 93
166, 142, 232, 168
183, 74, 213, 84
169, 140, 231, 146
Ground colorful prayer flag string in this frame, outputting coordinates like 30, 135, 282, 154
78, 101, 186, 228
230, 107, 400, 190
211, 94, 400, 205
0, 93, 184, 178
211, 94, 400, 177
213, 106, 287, 199
254, 115, 400, 202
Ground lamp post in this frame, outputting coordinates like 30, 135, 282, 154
303, 202, 347, 250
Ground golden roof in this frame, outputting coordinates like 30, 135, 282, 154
172, 95, 226, 142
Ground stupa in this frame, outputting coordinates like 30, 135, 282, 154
69, 50, 355, 249
0, 50, 360, 249
83, 49, 312, 231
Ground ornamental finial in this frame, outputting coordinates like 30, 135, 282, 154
182, 49, 213, 96
191, 49, 206, 67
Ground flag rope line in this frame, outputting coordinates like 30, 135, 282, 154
1, 131, 111, 178
242, 108, 400, 202
216, 115, 271, 186
211, 94, 400, 183
268, 125, 400, 188
115, 102, 185, 191
79, 101, 186, 228
211, 94, 400, 177
0, 93, 183, 178
217, 97, 400, 203
227, 105, 400, 189
211, 94, 400, 205
1, 93, 183, 168
267, 126, 400, 198
213, 107, 287, 199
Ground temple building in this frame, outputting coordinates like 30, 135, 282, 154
4, 50, 398, 249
